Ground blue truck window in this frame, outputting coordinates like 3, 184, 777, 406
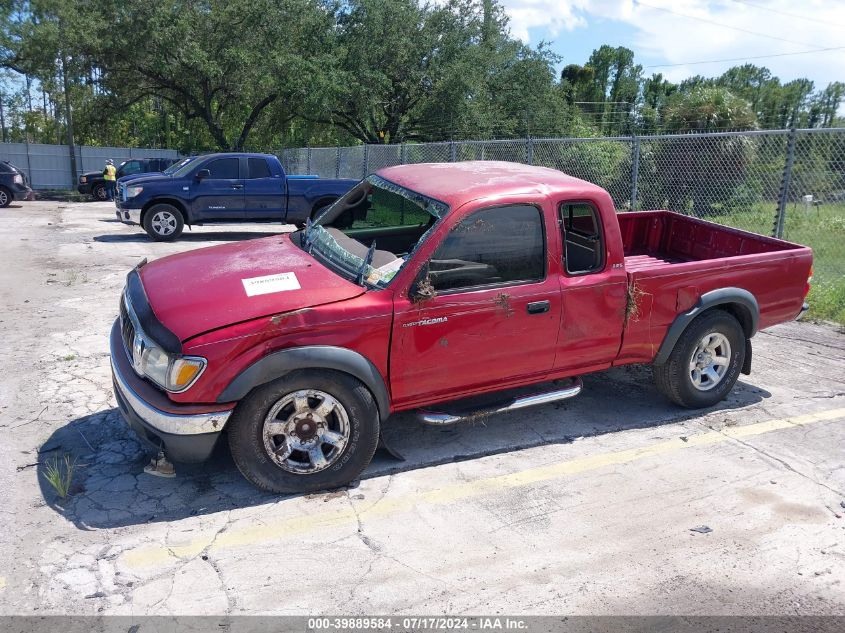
206, 158, 239, 179
248, 158, 271, 179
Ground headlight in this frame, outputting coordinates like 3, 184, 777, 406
141, 345, 170, 388
138, 343, 206, 392
126, 185, 144, 198
13, 174, 23, 185
80, 176, 87, 183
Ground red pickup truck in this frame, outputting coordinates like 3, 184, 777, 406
110, 161, 813, 493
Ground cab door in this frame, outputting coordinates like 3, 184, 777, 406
242, 156, 286, 220
190, 157, 245, 221
553, 200, 627, 372
389, 202, 562, 408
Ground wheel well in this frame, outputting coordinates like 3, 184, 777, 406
710, 303, 753, 338
217, 346, 391, 421
654, 289, 759, 366
310, 197, 337, 219
141, 199, 189, 225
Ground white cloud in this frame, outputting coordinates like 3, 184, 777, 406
498, 0, 845, 87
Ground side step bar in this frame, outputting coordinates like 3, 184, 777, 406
416, 377, 583, 426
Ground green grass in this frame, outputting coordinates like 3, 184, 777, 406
707, 202, 845, 325
42, 454, 77, 499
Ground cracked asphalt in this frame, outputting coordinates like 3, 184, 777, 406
1, 200, 844, 615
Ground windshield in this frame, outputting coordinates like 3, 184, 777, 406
304, 175, 447, 288
167, 156, 199, 177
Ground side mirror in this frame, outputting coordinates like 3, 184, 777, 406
195, 169, 211, 180
409, 273, 437, 303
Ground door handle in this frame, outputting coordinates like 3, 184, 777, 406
527, 300, 550, 314
231, 184, 244, 189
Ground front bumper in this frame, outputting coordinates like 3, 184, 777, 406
11, 185, 31, 201
115, 200, 141, 225
77, 183, 92, 195
110, 320, 233, 462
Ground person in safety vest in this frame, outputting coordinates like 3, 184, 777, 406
103, 159, 117, 201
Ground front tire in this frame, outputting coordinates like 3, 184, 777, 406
142, 204, 184, 241
653, 310, 745, 408
228, 370, 380, 494
92, 183, 108, 201
0, 186, 10, 208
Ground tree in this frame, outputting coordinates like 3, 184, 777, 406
652, 86, 758, 215
640, 73, 677, 132
664, 86, 756, 133
577, 45, 641, 134
808, 82, 845, 128
81, 0, 332, 151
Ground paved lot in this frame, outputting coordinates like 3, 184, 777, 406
1, 200, 844, 616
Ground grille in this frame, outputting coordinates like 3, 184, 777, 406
119, 294, 136, 361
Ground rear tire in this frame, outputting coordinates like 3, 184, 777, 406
228, 370, 380, 494
142, 203, 184, 241
0, 186, 10, 208
653, 310, 745, 408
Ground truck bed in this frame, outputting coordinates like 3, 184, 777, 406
618, 210, 797, 271
614, 210, 813, 365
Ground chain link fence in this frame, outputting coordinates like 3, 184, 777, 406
281, 128, 845, 322
0, 142, 179, 189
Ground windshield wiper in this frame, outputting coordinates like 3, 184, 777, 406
355, 240, 376, 286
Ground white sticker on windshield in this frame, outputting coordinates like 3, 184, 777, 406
242, 272, 301, 297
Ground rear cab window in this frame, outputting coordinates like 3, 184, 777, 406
560, 202, 604, 275
247, 158, 272, 179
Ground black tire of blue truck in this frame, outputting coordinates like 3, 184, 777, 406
227, 369, 380, 494
92, 183, 108, 201
653, 309, 745, 409
0, 186, 11, 208
142, 203, 185, 241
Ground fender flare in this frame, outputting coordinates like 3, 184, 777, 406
653, 287, 759, 366
216, 346, 391, 421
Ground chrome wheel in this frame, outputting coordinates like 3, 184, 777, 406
262, 389, 350, 474
0, 190, 8, 206
689, 332, 731, 391
151, 210, 177, 236
94, 185, 107, 200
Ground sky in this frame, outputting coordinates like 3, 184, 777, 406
499, 0, 845, 89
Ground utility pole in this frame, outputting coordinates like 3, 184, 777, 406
0, 85, 7, 143
482, 0, 493, 47
61, 53, 78, 183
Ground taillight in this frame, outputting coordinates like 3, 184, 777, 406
803, 266, 813, 298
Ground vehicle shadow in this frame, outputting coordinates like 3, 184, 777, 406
37, 365, 770, 531
93, 230, 286, 243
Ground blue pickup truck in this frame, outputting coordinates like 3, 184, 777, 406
115, 152, 357, 241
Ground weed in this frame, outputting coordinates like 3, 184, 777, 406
43, 454, 77, 499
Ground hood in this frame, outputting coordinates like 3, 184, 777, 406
139, 233, 365, 341
120, 173, 171, 186
81, 170, 103, 179
120, 171, 162, 183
